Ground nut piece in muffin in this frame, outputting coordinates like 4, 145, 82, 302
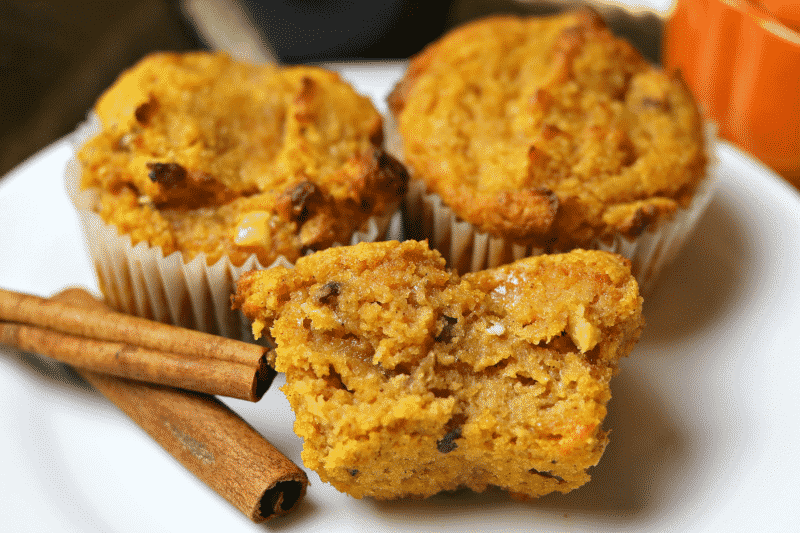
78, 51, 407, 268
234, 240, 644, 500
388, 9, 710, 287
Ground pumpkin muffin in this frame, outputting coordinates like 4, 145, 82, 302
69, 51, 407, 335
388, 9, 713, 292
234, 240, 644, 500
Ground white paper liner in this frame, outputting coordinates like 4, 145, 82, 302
66, 117, 402, 339
403, 124, 719, 295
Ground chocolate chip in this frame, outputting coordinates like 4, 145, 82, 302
290, 182, 316, 215
348, 469, 359, 477
436, 425, 462, 453
374, 150, 409, 198
134, 98, 158, 125
529, 468, 565, 483
316, 281, 341, 304
146, 162, 187, 189
277, 180, 324, 223
435, 315, 458, 343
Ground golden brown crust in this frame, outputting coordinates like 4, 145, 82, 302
452, 184, 559, 240
389, 9, 707, 248
79, 51, 407, 266
234, 240, 644, 500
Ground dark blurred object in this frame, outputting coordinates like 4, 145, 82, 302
233, 0, 662, 65
450, 0, 663, 64
0, 0, 204, 178
238, 0, 453, 63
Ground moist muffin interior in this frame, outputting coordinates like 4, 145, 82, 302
234, 240, 644, 499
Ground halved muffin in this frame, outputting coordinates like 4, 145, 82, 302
234, 240, 644, 499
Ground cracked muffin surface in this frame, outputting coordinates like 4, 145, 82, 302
234, 240, 644, 500
388, 9, 707, 248
78, 51, 407, 267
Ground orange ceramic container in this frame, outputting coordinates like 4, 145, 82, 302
759, 0, 800, 30
664, 0, 800, 186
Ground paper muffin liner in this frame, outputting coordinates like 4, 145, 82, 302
401, 124, 718, 295
66, 117, 403, 340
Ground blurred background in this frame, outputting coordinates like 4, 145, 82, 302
4, 0, 800, 186
0, 1, 203, 178
0, 0, 667, 180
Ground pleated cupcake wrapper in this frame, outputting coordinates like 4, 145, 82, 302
67, 117, 402, 339
402, 124, 719, 295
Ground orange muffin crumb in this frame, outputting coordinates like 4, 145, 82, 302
234, 240, 644, 500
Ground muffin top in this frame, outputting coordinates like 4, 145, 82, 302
388, 9, 707, 249
79, 51, 407, 266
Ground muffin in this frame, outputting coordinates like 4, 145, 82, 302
67, 51, 407, 337
234, 240, 644, 500
388, 8, 714, 293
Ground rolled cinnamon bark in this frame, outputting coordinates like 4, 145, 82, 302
53, 288, 308, 522
0, 322, 269, 401
0, 287, 265, 365
0, 288, 275, 401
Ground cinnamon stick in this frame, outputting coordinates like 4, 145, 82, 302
52, 288, 308, 522
0, 287, 264, 366
0, 288, 275, 401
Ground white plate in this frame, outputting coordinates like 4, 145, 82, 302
2, 62, 800, 533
